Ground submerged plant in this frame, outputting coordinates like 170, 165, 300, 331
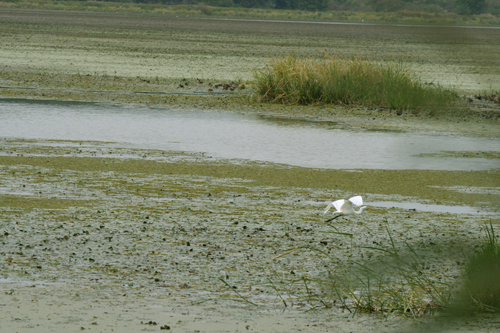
252, 54, 457, 112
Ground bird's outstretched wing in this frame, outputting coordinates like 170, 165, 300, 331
332, 199, 346, 212
324, 199, 345, 214
324, 202, 334, 214
348, 196, 363, 207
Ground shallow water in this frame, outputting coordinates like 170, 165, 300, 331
307, 200, 497, 215
1, 99, 499, 171
367, 201, 497, 215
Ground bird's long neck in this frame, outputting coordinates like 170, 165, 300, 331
354, 206, 367, 214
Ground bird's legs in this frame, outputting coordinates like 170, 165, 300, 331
325, 214, 343, 223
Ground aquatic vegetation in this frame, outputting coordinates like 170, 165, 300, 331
253, 54, 458, 112
1, 139, 496, 331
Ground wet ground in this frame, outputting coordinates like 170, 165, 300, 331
0, 139, 499, 332
0, 8, 500, 332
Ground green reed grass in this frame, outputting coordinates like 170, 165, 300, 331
268, 223, 451, 317
264, 223, 500, 318
220, 222, 499, 317
253, 54, 457, 112
451, 223, 500, 315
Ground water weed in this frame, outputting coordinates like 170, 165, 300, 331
253, 54, 458, 112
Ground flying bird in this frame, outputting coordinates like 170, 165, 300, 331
324, 195, 367, 222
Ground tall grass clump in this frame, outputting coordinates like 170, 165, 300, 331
223, 222, 499, 318
253, 54, 457, 112
268, 224, 452, 317
451, 223, 500, 315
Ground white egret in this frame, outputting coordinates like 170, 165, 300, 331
324, 195, 367, 222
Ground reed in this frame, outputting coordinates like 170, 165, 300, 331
451, 223, 500, 314
253, 54, 457, 112
268, 223, 452, 317
264, 223, 500, 318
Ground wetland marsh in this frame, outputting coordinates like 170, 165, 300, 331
0, 8, 499, 333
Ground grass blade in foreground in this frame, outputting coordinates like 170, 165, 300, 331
219, 278, 258, 306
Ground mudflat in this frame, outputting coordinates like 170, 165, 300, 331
1, 8, 499, 136
0, 9, 499, 333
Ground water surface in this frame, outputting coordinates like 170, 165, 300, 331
1, 99, 499, 171
367, 201, 495, 215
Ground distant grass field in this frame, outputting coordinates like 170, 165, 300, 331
253, 54, 458, 111
1, 0, 499, 26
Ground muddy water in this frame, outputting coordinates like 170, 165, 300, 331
1, 99, 499, 171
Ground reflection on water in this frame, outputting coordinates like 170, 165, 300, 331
0, 99, 499, 171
